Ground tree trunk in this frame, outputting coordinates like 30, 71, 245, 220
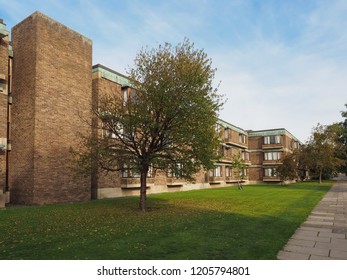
139, 167, 148, 212
319, 169, 322, 184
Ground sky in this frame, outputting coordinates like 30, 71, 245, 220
1, 0, 346, 142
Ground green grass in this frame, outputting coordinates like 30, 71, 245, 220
0, 181, 333, 260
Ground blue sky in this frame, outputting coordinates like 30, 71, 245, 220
1, 0, 346, 142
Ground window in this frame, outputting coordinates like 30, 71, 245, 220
224, 129, 229, 139
264, 152, 281, 161
264, 168, 277, 177
123, 89, 128, 106
241, 151, 249, 161
264, 135, 281, 145
122, 164, 153, 178
101, 115, 122, 139
294, 141, 300, 149
239, 134, 246, 143
0, 82, 5, 93
147, 166, 153, 178
215, 166, 222, 177
168, 163, 183, 178
209, 166, 222, 177
122, 86, 137, 105
122, 164, 140, 178
102, 124, 117, 139
122, 164, 129, 178
225, 166, 232, 177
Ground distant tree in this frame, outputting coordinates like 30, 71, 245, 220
303, 124, 343, 183
231, 152, 247, 190
75, 39, 224, 212
333, 104, 347, 175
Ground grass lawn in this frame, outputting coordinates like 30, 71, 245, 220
0, 181, 332, 260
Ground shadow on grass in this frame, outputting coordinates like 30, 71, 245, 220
0, 183, 329, 260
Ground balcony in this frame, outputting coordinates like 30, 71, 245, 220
262, 143, 283, 150
219, 155, 233, 163
263, 160, 282, 165
209, 176, 223, 185
166, 178, 185, 188
225, 138, 248, 149
226, 176, 248, 183
263, 176, 281, 182
225, 176, 238, 183
224, 137, 232, 144
121, 178, 154, 189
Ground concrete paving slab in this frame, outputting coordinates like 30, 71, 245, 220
283, 244, 329, 257
333, 222, 347, 227
309, 255, 339, 260
330, 250, 347, 259
286, 239, 315, 247
333, 229, 347, 234
307, 217, 334, 222
311, 211, 335, 216
318, 231, 346, 239
299, 226, 332, 233
291, 233, 331, 243
295, 229, 319, 236
330, 238, 347, 246
277, 251, 309, 260
303, 221, 334, 226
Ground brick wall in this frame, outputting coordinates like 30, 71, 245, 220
248, 135, 263, 150
11, 12, 92, 204
91, 71, 123, 195
249, 167, 263, 182
0, 22, 9, 204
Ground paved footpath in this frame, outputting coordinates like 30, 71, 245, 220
277, 178, 347, 260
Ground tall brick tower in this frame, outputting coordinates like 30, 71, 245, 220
10, 11, 93, 204
0, 18, 10, 208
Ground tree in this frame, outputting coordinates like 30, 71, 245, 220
333, 104, 347, 175
231, 152, 247, 190
276, 152, 298, 184
75, 39, 223, 212
303, 124, 343, 183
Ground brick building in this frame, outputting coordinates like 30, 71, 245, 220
0, 11, 302, 207
248, 129, 301, 183
0, 18, 11, 208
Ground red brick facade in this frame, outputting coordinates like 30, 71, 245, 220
10, 12, 92, 204
248, 130, 300, 183
0, 19, 10, 207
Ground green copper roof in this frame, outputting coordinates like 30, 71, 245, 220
217, 119, 301, 143
8, 45, 13, 57
248, 129, 287, 137
0, 21, 9, 38
248, 129, 301, 143
92, 64, 131, 86
217, 119, 248, 135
